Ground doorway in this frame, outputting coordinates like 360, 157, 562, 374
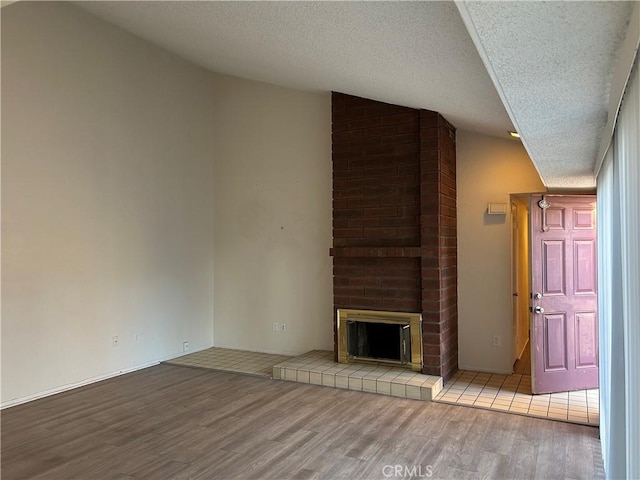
511, 196, 532, 373
511, 194, 599, 394
530, 194, 598, 394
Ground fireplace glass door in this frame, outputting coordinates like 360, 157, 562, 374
346, 320, 412, 365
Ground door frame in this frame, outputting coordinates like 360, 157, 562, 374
511, 201, 519, 365
510, 195, 532, 370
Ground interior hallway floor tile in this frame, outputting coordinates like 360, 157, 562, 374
434, 369, 599, 426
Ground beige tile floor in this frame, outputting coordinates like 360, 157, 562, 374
434, 369, 599, 426
164, 347, 292, 377
273, 350, 443, 401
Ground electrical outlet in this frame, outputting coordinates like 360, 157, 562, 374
272, 322, 279, 332
492, 335, 501, 347
183, 341, 190, 352
280, 323, 286, 333
134, 333, 140, 343
112, 336, 119, 347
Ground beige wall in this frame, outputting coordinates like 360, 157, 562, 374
457, 130, 545, 373
1, 2, 548, 408
1, 2, 215, 406
211, 75, 333, 355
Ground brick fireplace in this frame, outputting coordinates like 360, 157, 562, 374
330, 92, 457, 380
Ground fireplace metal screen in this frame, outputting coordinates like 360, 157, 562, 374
337, 309, 423, 371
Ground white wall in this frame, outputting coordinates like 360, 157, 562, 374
1, 2, 215, 406
211, 74, 333, 355
0, 2, 547, 409
457, 130, 545, 373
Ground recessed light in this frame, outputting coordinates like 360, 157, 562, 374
508, 131, 520, 139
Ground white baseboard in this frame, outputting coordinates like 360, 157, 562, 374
162, 344, 211, 361
1, 361, 158, 410
517, 340, 530, 360
458, 364, 513, 375
0, 345, 214, 410
210, 343, 305, 357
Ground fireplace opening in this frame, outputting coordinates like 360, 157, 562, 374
337, 309, 423, 371
347, 321, 408, 363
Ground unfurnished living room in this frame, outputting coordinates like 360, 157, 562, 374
1, 1, 639, 479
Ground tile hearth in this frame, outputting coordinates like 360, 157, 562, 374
273, 350, 443, 401
166, 348, 598, 427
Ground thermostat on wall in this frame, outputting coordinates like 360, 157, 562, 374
487, 203, 508, 215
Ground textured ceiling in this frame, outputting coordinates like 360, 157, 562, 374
458, 1, 634, 189
74, 1, 513, 137
73, 0, 634, 190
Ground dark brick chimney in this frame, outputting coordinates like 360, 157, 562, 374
330, 92, 458, 380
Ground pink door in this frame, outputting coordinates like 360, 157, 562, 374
531, 195, 598, 394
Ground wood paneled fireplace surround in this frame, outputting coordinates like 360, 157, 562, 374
330, 93, 458, 380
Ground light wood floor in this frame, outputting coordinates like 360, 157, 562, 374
1, 364, 604, 480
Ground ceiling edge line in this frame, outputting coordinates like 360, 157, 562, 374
593, 2, 640, 181
454, 0, 548, 189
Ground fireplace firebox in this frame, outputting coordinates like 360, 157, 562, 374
337, 309, 423, 371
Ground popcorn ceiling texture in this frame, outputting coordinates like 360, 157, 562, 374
459, 1, 634, 189
74, 0, 633, 188
75, 1, 511, 138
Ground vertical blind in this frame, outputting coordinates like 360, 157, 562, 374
597, 58, 639, 479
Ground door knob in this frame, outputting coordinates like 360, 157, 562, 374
534, 292, 542, 299
534, 305, 545, 314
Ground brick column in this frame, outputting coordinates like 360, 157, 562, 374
331, 92, 457, 380
419, 111, 458, 380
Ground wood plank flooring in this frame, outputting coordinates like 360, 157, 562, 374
1, 364, 604, 480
